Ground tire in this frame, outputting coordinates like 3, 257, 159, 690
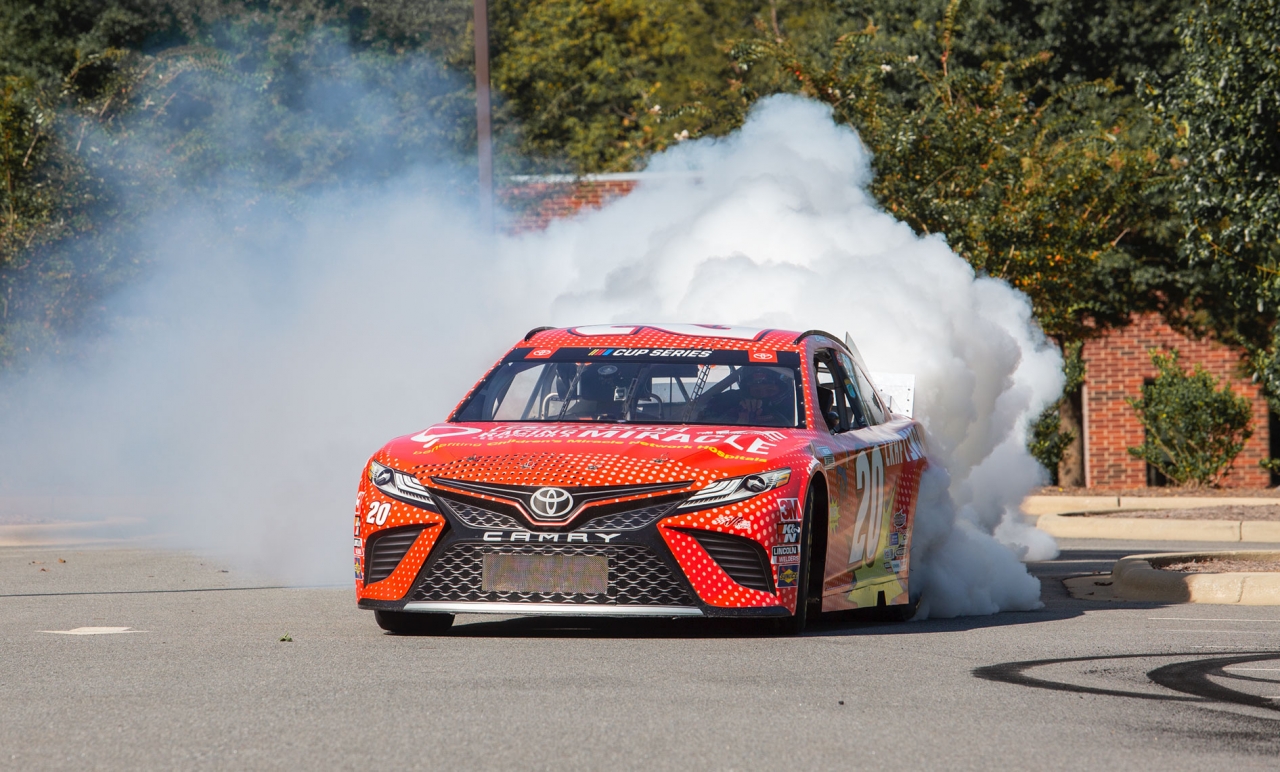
772, 480, 826, 635
374, 609, 454, 635
878, 593, 920, 622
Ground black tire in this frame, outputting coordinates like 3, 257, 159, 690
877, 593, 920, 622
772, 480, 826, 635
374, 609, 454, 635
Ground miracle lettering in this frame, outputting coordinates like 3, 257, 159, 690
472, 425, 781, 456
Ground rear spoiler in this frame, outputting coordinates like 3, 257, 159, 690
844, 333, 915, 418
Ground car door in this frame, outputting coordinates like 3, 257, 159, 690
817, 349, 916, 611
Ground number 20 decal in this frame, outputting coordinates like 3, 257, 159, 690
367, 502, 390, 526
848, 446, 885, 567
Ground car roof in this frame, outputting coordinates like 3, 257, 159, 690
520, 324, 848, 354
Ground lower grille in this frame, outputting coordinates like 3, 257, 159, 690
673, 528, 775, 593
365, 525, 425, 584
411, 543, 695, 607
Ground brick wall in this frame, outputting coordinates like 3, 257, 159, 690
1082, 313, 1270, 488
500, 174, 640, 232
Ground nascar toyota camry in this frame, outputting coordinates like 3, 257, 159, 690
354, 324, 927, 634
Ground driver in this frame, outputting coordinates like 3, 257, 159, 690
707, 367, 794, 426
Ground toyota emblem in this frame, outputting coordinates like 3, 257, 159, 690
529, 487, 574, 519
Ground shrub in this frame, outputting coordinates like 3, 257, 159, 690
1127, 349, 1253, 487
1028, 405, 1074, 483
1027, 341, 1085, 482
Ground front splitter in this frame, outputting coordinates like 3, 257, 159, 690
402, 601, 704, 617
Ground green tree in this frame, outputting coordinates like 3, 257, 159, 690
0, 1, 477, 371
1127, 348, 1254, 487
1151, 0, 1280, 404
723, 2, 1172, 345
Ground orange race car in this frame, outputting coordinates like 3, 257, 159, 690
354, 324, 927, 634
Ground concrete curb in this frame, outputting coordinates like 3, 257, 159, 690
1023, 494, 1280, 516
1107, 551, 1280, 604
1036, 513, 1280, 542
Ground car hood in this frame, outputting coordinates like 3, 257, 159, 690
379, 422, 817, 487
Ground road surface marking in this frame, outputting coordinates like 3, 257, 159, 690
1148, 617, 1280, 623
1157, 629, 1280, 634
40, 627, 146, 635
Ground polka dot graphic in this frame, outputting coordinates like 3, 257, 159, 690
352, 326, 929, 614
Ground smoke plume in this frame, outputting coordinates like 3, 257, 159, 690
0, 94, 1059, 617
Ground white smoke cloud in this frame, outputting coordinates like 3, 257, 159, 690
0, 94, 1059, 617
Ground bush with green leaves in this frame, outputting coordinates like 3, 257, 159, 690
1026, 340, 1085, 481
1027, 406, 1073, 481
1127, 349, 1253, 487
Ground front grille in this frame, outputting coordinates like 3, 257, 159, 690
673, 528, 775, 593
365, 525, 425, 584
437, 495, 524, 530
579, 501, 678, 531
435, 490, 680, 533
411, 543, 695, 606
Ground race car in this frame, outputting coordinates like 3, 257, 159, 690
354, 324, 928, 634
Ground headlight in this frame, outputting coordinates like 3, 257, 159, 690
677, 468, 791, 510
369, 461, 435, 507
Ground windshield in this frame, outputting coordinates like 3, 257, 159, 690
454, 356, 805, 428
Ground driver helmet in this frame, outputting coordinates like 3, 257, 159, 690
743, 367, 787, 400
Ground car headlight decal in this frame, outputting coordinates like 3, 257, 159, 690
677, 468, 791, 510
369, 461, 435, 507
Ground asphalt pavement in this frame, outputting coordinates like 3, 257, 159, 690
3, 540, 1280, 770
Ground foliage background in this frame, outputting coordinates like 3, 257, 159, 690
5, 0, 1279, 485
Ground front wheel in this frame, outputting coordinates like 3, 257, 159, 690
771, 480, 825, 635
374, 609, 454, 635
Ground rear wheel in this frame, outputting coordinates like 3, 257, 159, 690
374, 609, 454, 635
877, 593, 920, 622
772, 479, 826, 635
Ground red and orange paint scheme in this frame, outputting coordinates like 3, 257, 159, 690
355, 324, 926, 633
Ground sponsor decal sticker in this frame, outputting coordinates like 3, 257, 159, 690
889, 532, 901, 546
891, 560, 903, 573
892, 512, 907, 529
470, 425, 783, 457
777, 565, 799, 588
883, 561, 894, 571
778, 522, 801, 544
778, 498, 801, 522
772, 544, 801, 565
586, 348, 713, 358
817, 446, 836, 469
527, 347, 556, 358
750, 350, 778, 363
712, 514, 750, 530
410, 424, 484, 449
